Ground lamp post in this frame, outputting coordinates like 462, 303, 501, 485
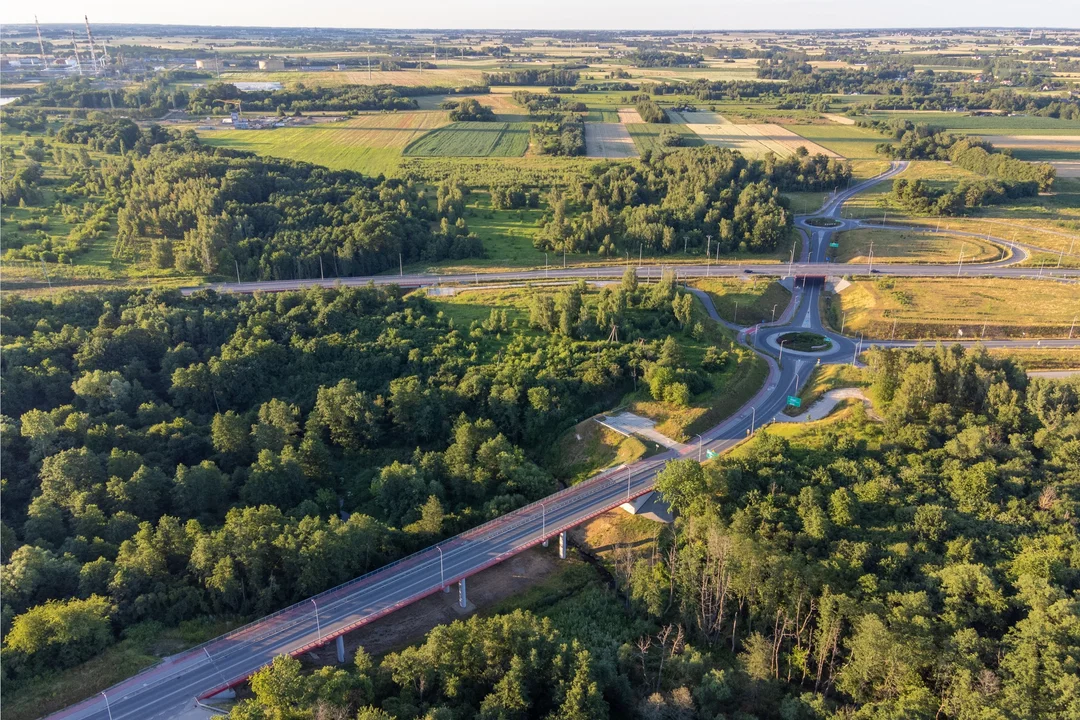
771, 303, 778, 322
626, 465, 632, 502
696, 434, 703, 462
778, 339, 786, 367
436, 546, 445, 588
101, 692, 114, 720
750, 405, 756, 434
541, 503, 546, 542
311, 599, 321, 641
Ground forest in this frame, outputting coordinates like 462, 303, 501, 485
535, 147, 850, 255
217, 345, 1080, 720
0, 273, 758, 690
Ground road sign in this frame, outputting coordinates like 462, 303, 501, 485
706, 449, 718, 459
829, 242, 839, 248
787, 395, 802, 408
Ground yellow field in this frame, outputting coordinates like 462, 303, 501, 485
674, 112, 839, 158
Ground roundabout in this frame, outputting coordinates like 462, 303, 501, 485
776, 331, 832, 352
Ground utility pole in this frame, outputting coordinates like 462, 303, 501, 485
840, 310, 847, 335
1071, 315, 1076, 340
234, 260, 241, 285
772, 303, 778, 322
868, 239, 874, 274
311, 599, 321, 641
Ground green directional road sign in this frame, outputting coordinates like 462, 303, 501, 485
829, 242, 840, 248
787, 395, 802, 408
706, 449, 718, 459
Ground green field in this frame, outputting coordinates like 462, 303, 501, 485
864, 112, 1080, 133
403, 121, 531, 157
625, 123, 706, 153
784, 123, 889, 159
692, 277, 793, 325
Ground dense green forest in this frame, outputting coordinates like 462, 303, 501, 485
0, 274, 757, 688
536, 147, 850, 255
222, 345, 1080, 720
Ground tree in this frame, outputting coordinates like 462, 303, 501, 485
39, 447, 105, 511
655, 459, 707, 515
3, 595, 113, 672
658, 336, 683, 368
672, 293, 692, 329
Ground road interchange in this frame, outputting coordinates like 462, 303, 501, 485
49, 163, 1080, 720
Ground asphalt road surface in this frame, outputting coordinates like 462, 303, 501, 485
48, 163, 1080, 720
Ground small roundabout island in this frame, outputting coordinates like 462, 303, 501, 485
777, 331, 833, 353
804, 217, 842, 228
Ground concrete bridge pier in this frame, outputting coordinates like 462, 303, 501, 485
336, 635, 345, 663
459, 578, 467, 608
559, 531, 567, 560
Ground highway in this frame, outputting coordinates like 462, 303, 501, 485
48, 163, 1080, 720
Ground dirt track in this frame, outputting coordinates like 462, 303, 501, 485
585, 123, 639, 158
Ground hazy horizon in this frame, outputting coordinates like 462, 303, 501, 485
6, 0, 1080, 33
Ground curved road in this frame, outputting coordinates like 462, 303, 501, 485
49, 165, 1080, 720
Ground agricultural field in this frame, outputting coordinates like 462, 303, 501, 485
827, 277, 1080, 339
415, 91, 529, 121
779, 122, 889, 159
831, 228, 1001, 264
624, 123, 704, 153
403, 121, 530, 157
673, 111, 837, 158
584, 123, 638, 158
863, 111, 1080, 134
198, 111, 449, 176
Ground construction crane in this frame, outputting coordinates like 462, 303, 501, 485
70, 31, 83, 75
84, 15, 100, 74
34, 16, 47, 66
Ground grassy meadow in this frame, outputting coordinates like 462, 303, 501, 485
827, 277, 1080, 339
831, 228, 1001, 264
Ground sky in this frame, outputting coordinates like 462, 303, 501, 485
14, 0, 1080, 31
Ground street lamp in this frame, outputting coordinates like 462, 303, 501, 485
696, 434, 703, 462
840, 311, 847, 335
778, 339, 786, 367
311, 599, 321, 641
541, 502, 546, 541
626, 465, 632, 502
101, 692, 114, 720
771, 303, 778, 322
436, 546, 445, 588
